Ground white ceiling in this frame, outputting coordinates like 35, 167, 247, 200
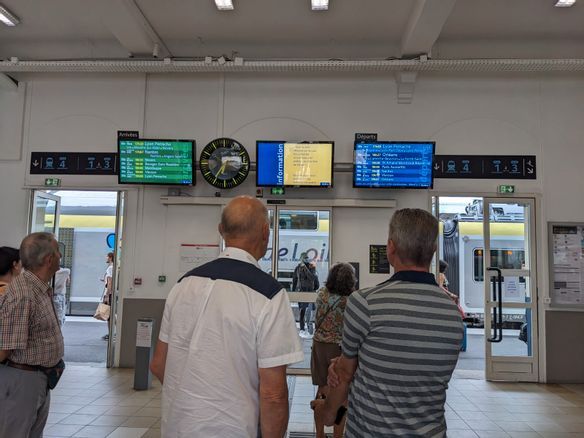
0, 0, 583, 61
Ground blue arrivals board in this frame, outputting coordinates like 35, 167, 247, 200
353, 141, 435, 189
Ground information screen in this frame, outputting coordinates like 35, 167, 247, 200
353, 141, 434, 188
256, 141, 334, 187
118, 139, 194, 185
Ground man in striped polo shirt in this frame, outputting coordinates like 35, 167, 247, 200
316, 208, 464, 437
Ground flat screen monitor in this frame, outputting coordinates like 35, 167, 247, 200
256, 141, 334, 187
353, 141, 435, 188
118, 139, 195, 185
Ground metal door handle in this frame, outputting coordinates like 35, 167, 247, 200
487, 268, 503, 343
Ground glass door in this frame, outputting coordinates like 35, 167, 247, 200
278, 208, 331, 374
484, 198, 538, 381
258, 207, 276, 276
434, 196, 486, 376
30, 191, 61, 236
107, 191, 125, 368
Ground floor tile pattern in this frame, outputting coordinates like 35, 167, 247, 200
43, 365, 584, 438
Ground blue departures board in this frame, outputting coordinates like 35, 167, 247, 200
353, 142, 434, 188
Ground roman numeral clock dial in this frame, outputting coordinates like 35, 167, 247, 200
199, 138, 250, 189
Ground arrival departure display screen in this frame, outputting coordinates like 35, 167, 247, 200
256, 141, 334, 187
353, 141, 435, 188
118, 139, 194, 185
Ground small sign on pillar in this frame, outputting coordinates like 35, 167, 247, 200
134, 318, 155, 390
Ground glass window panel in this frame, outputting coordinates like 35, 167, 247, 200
277, 210, 330, 292
279, 209, 330, 372
258, 209, 275, 275
491, 308, 532, 357
488, 202, 530, 270
473, 249, 526, 282
32, 197, 57, 233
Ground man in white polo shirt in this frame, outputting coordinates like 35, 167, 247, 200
151, 196, 304, 438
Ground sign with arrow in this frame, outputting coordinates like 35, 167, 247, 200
434, 155, 536, 179
30, 152, 118, 175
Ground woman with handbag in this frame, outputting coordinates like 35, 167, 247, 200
310, 262, 356, 438
94, 252, 114, 338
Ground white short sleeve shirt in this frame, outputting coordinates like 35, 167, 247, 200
158, 247, 304, 438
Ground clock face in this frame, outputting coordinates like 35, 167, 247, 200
199, 138, 250, 189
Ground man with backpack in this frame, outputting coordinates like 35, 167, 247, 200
292, 253, 320, 338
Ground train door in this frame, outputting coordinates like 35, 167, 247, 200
484, 198, 538, 381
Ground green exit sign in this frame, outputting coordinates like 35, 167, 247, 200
498, 185, 515, 194
270, 187, 285, 195
44, 178, 61, 187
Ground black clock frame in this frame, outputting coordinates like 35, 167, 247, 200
199, 137, 250, 189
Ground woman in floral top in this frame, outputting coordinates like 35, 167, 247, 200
310, 262, 356, 438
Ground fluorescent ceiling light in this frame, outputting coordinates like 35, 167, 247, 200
311, 0, 329, 11
555, 0, 576, 7
0, 5, 19, 26
215, 0, 234, 10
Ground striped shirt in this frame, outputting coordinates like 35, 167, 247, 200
341, 271, 464, 438
0, 270, 64, 367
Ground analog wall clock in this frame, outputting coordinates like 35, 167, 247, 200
199, 137, 250, 189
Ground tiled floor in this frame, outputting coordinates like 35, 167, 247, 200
45, 365, 160, 438
45, 365, 584, 438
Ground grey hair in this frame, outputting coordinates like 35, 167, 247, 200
325, 263, 356, 296
220, 196, 269, 240
389, 208, 438, 267
20, 232, 57, 270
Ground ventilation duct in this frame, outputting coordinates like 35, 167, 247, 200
0, 58, 584, 73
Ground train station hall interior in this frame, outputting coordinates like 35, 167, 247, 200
1, 0, 584, 437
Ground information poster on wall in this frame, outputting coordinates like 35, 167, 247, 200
369, 245, 390, 274
136, 319, 154, 348
179, 243, 220, 274
549, 224, 584, 306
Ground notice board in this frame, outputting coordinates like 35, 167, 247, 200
548, 222, 584, 308
369, 245, 390, 274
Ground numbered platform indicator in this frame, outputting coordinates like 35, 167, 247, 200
30, 152, 118, 175
434, 155, 536, 179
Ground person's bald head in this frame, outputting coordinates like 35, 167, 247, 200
219, 196, 270, 258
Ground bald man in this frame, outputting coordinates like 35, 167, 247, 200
151, 196, 303, 438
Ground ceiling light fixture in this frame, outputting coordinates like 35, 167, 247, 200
215, 0, 234, 10
555, 0, 576, 7
311, 0, 329, 11
0, 5, 19, 26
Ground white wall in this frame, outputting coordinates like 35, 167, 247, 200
1, 71, 584, 375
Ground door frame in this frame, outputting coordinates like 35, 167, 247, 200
29, 188, 126, 368
483, 197, 538, 381
430, 191, 544, 382
107, 190, 126, 368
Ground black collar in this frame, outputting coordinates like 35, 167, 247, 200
386, 270, 438, 286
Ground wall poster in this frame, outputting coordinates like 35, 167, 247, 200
179, 243, 220, 275
549, 223, 584, 307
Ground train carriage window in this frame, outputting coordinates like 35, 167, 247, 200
473, 248, 526, 282
278, 212, 318, 230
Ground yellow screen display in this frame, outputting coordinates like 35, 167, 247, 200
283, 143, 333, 187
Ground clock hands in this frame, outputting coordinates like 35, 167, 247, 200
217, 161, 227, 176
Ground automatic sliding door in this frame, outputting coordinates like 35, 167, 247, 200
275, 208, 331, 373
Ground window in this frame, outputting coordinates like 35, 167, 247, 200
278, 212, 318, 230
473, 248, 526, 281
